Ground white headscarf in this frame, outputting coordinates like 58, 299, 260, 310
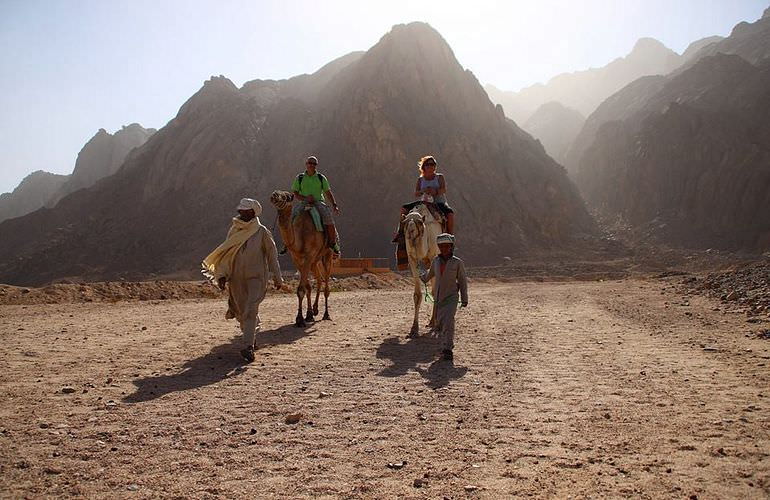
236, 198, 262, 216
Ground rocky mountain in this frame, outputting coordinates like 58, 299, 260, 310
568, 10, 770, 177
574, 51, 770, 250
563, 74, 668, 174
681, 35, 724, 63
684, 7, 770, 66
0, 124, 155, 223
485, 37, 682, 124
522, 102, 584, 164
47, 124, 155, 206
0, 171, 68, 222
0, 22, 595, 286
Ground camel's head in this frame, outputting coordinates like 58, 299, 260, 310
270, 190, 294, 210
403, 211, 425, 245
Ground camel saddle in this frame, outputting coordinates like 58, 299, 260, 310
424, 202, 447, 229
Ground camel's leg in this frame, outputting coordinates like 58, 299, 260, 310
304, 269, 314, 323
296, 261, 313, 327
322, 255, 332, 321
295, 278, 306, 328
312, 262, 322, 316
409, 258, 422, 336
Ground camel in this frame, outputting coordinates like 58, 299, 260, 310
403, 203, 442, 335
270, 190, 334, 327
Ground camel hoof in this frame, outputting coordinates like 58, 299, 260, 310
240, 347, 255, 363
305, 312, 315, 322
313, 306, 319, 315
295, 315, 305, 328
322, 313, 331, 321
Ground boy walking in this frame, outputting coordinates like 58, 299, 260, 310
421, 233, 468, 360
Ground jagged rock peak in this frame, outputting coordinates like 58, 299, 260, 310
373, 22, 458, 64
203, 75, 238, 91
120, 123, 154, 132
682, 36, 724, 61
764, 6, 770, 19
630, 37, 671, 55
0, 170, 69, 223
20, 170, 66, 184
177, 75, 240, 118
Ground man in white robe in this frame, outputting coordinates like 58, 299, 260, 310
203, 198, 283, 362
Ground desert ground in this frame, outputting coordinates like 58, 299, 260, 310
1, 272, 769, 498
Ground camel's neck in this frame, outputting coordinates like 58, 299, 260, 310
276, 206, 296, 250
406, 217, 440, 262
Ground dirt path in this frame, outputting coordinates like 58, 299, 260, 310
1, 280, 768, 498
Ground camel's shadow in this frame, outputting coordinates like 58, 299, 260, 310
124, 324, 313, 403
376, 334, 468, 389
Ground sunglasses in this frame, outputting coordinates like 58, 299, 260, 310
306, 162, 318, 166
423, 163, 436, 167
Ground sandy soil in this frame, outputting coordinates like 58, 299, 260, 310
1, 279, 769, 498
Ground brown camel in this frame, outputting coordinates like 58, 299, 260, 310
270, 190, 334, 327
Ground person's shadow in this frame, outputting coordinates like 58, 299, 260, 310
124, 324, 313, 403
376, 335, 468, 389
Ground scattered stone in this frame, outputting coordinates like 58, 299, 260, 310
703, 346, 718, 352
61, 387, 76, 394
387, 461, 407, 469
464, 485, 479, 492
413, 478, 424, 488
250, 428, 257, 435
127, 484, 139, 491
285, 413, 302, 425
43, 467, 62, 475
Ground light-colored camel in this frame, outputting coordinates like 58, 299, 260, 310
270, 190, 334, 327
403, 203, 442, 335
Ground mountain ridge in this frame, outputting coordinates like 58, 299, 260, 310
485, 36, 682, 124
0, 22, 595, 286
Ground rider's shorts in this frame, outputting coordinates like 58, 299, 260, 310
293, 201, 334, 225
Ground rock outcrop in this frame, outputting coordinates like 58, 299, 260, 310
567, 8, 770, 177
0, 22, 594, 286
522, 102, 584, 164
575, 54, 770, 250
683, 7, 770, 66
681, 35, 724, 63
0, 124, 155, 223
485, 37, 682, 124
0, 171, 68, 223
567, 10, 770, 251
48, 123, 155, 205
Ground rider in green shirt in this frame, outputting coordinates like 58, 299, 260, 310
291, 156, 340, 254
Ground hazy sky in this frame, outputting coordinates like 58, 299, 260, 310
0, 0, 767, 194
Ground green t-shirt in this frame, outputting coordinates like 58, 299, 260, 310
291, 171, 331, 202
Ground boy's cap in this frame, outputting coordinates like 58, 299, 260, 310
436, 233, 455, 245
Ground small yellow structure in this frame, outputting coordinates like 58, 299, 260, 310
331, 258, 390, 276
